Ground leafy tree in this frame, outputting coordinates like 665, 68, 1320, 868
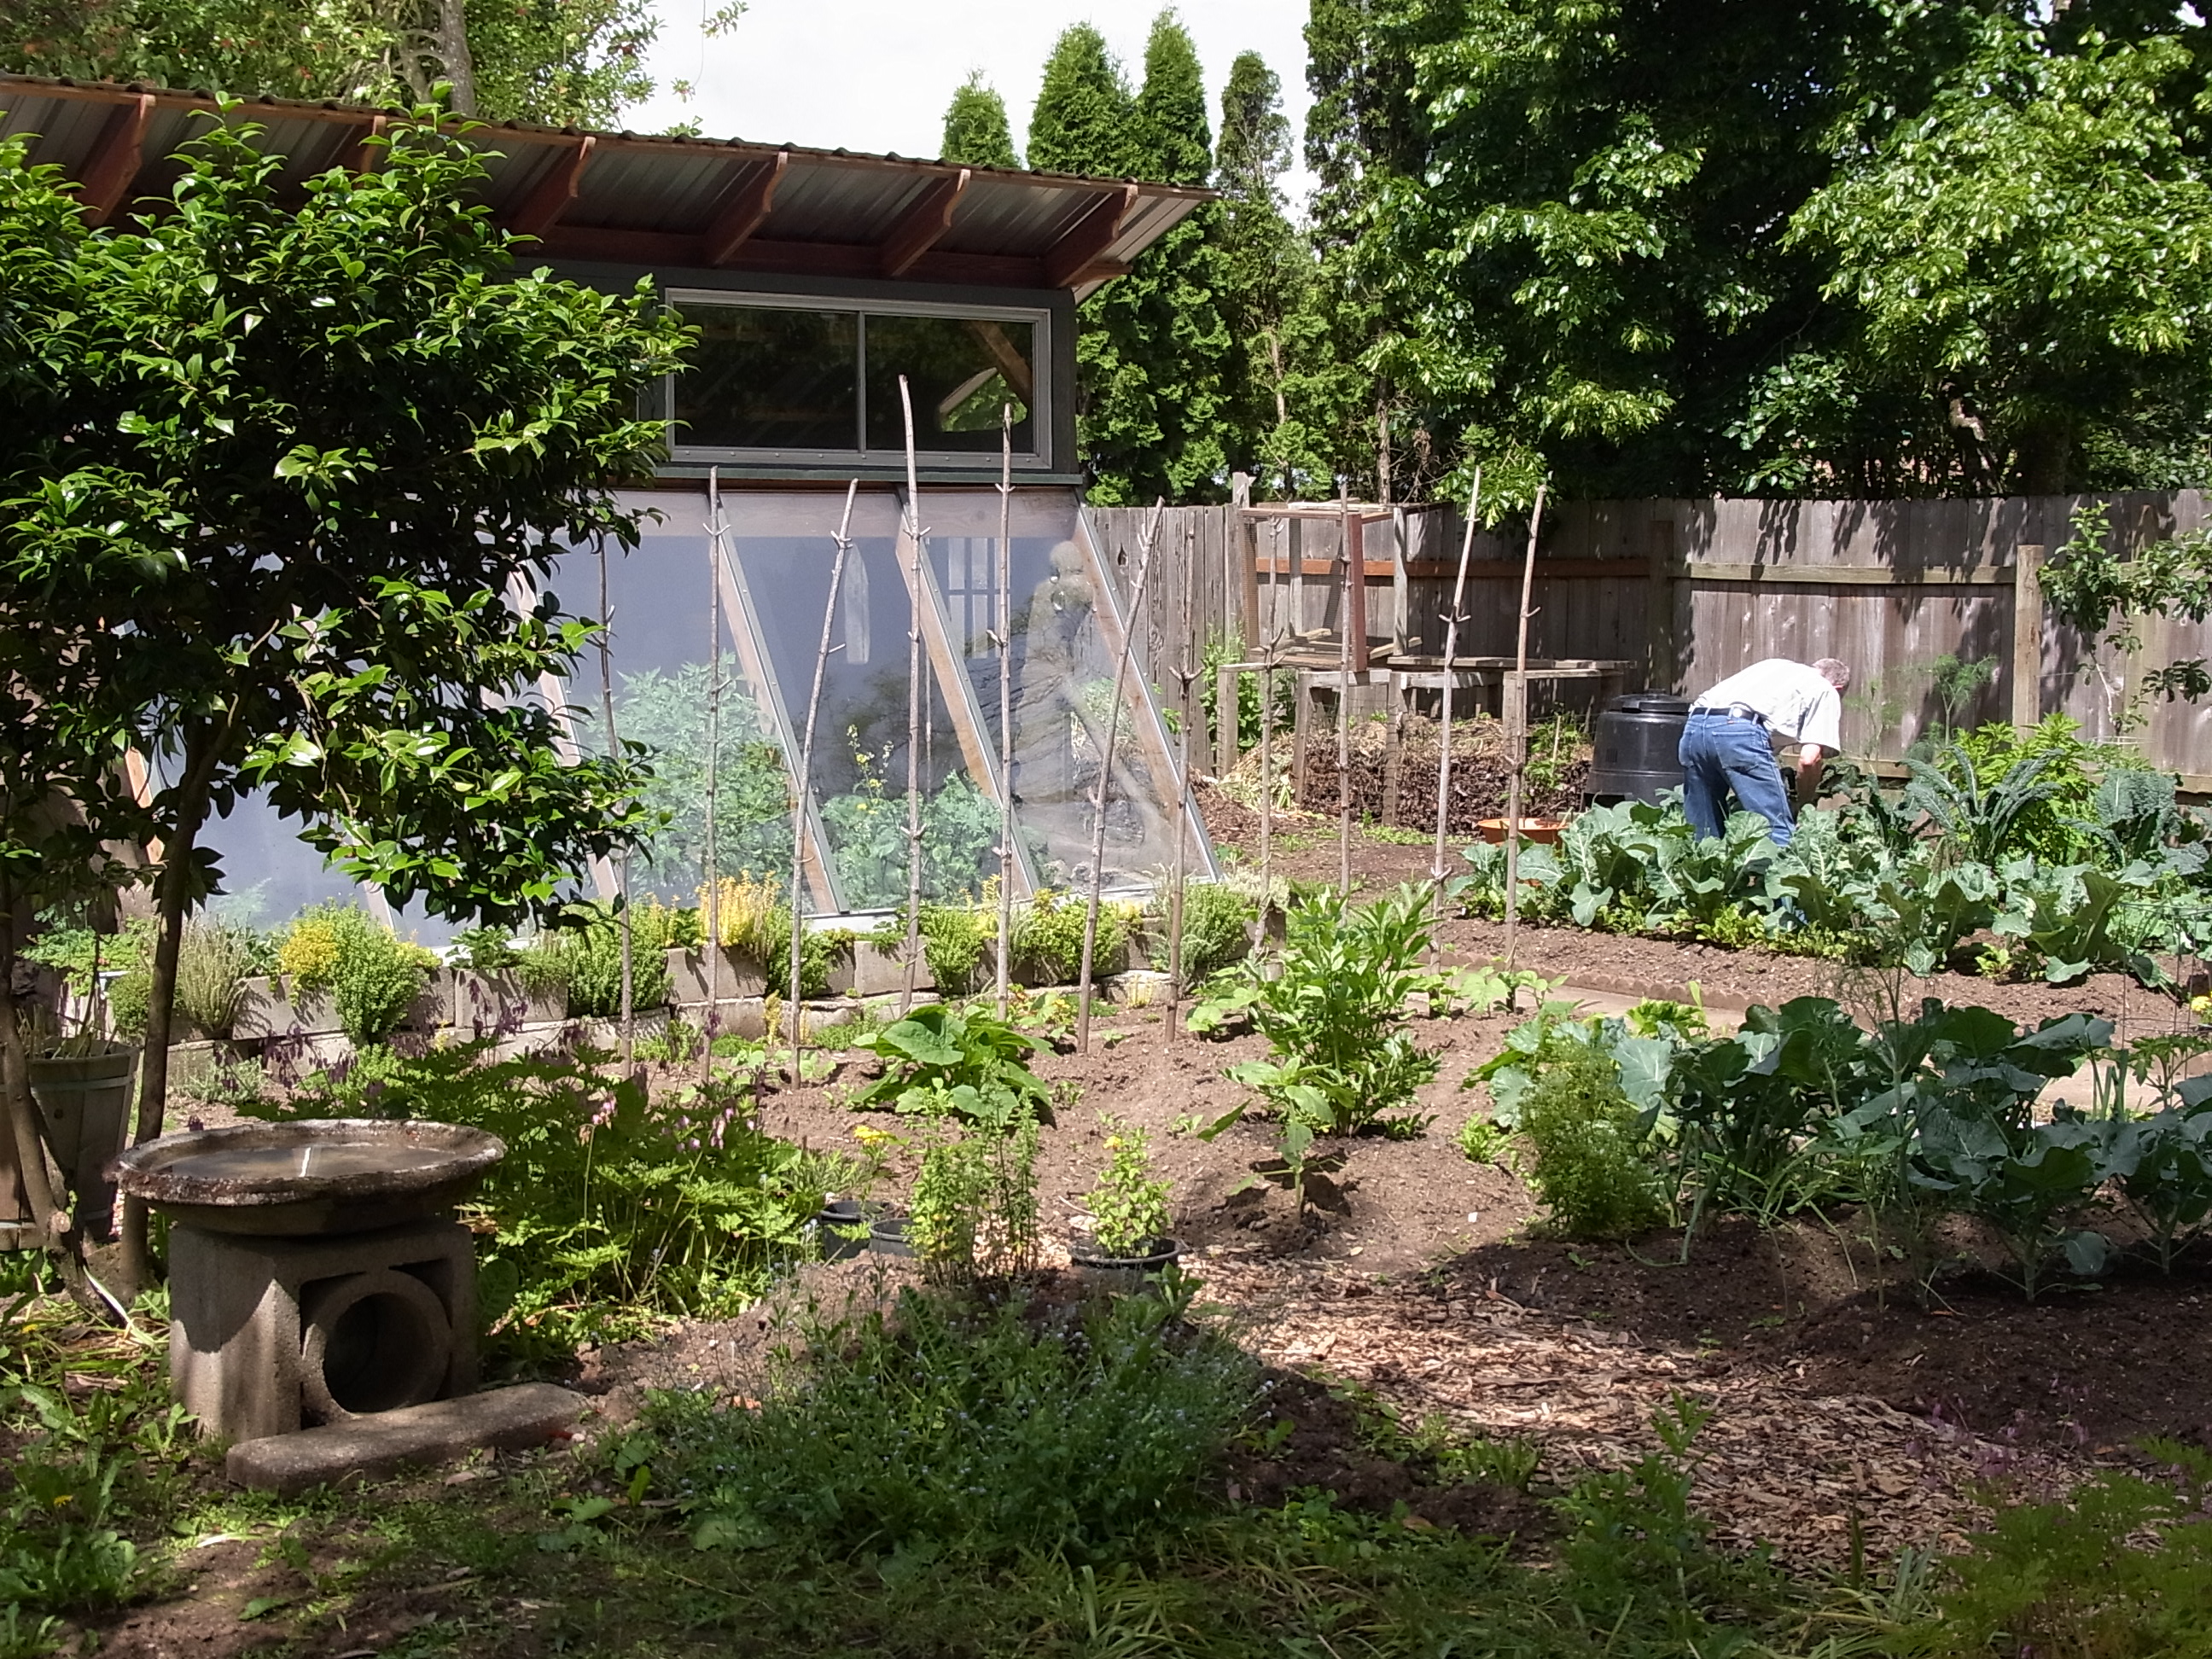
0, 0, 663, 125
1314, 0, 2212, 501
1780, 18, 2212, 496
1214, 49, 1353, 498
0, 112, 686, 1282
940, 71, 1019, 169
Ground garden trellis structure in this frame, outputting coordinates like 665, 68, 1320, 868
0, 73, 1217, 931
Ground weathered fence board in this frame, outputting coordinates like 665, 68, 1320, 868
1088, 492, 2212, 780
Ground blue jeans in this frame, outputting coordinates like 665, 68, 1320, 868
1679, 712, 1795, 845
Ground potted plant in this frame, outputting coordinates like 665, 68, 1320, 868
23, 976, 139, 1238
1070, 1116, 1178, 1284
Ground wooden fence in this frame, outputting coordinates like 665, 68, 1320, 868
1089, 492, 2212, 784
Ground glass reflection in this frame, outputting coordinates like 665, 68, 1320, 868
675, 306, 859, 451
863, 314, 1035, 455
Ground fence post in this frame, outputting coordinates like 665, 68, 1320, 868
2012, 543, 2045, 734
1215, 661, 1239, 778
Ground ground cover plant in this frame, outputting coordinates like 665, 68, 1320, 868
255, 1041, 824, 1353
1456, 719, 2212, 990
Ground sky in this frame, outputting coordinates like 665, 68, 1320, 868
627, 0, 1318, 209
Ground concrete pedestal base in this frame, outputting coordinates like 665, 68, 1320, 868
170, 1217, 477, 1444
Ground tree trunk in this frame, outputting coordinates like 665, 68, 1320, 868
433, 0, 479, 115
118, 740, 214, 1292
2015, 418, 2074, 498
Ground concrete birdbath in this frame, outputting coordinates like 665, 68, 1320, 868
113, 1119, 504, 1237
113, 1118, 515, 1452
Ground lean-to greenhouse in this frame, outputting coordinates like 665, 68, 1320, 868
0, 73, 1215, 933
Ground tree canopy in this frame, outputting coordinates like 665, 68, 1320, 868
1313, 0, 2212, 503
0, 0, 663, 125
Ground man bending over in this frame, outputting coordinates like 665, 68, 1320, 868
1677, 657, 1851, 846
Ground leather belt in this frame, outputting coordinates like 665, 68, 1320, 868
1691, 702, 1768, 727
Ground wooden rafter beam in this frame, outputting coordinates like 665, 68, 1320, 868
337, 114, 388, 173
504, 136, 596, 239
702, 149, 789, 266
76, 93, 154, 224
877, 168, 969, 277
1041, 183, 1137, 288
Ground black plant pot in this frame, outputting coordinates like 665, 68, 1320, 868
1068, 1237, 1182, 1288
869, 1215, 913, 1258
815, 1198, 870, 1263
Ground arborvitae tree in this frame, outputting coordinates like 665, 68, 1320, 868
940, 71, 1020, 168
1031, 14, 1231, 504
1026, 23, 1135, 176
1215, 50, 1332, 497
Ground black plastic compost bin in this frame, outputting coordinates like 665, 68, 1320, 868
1588, 693, 1691, 805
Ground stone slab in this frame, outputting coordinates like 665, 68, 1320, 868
226, 1382, 586, 1495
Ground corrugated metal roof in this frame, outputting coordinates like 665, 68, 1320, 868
0, 73, 1208, 294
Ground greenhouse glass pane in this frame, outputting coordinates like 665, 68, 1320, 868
552, 496, 800, 908
862, 314, 1035, 456
721, 490, 1000, 912
920, 491, 1214, 893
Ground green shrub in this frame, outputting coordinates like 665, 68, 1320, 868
908, 1112, 1042, 1284
1201, 885, 1445, 1181
276, 905, 436, 1045
1150, 880, 1255, 985
267, 1040, 821, 1353
853, 1004, 1051, 1130
1012, 888, 1134, 985
647, 1284, 1256, 1564
173, 915, 259, 1037
546, 898, 682, 1017
1516, 1034, 1668, 1240
918, 901, 996, 997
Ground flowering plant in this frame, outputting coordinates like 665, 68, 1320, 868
1083, 1116, 1171, 1258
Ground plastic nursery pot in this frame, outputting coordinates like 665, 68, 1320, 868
814, 1198, 870, 1264
1477, 817, 1566, 847
868, 1214, 914, 1258
1067, 1237, 1183, 1289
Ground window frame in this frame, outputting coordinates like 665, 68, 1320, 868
664, 288, 1054, 470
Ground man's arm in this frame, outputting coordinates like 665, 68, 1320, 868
1794, 743, 1825, 809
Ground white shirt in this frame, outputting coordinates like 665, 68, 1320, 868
1694, 659, 1843, 752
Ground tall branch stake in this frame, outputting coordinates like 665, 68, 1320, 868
995, 406, 1016, 1019
701, 469, 725, 1081
791, 480, 858, 1075
1502, 479, 1548, 968
1336, 485, 1355, 896
1167, 520, 1198, 1038
598, 543, 633, 1062
1076, 499, 1164, 1053
898, 375, 925, 1015
1429, 468, 1481, 967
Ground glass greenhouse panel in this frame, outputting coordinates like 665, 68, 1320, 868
917, 491, 1214, 893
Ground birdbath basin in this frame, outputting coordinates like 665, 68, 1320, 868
114, 1120, 505, 1236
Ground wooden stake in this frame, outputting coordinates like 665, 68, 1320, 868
1337, 485, 1354, 896
791, 480, 858, 1079
898, 375, 924, 1015
1502, 480, 1548, 969
1167, 520, 1198, 1038
996, 407, 1016, 1019
1430, 468, 1481, 967
1076, 499, 1164, 1054
702, 469, 725, 1081
597, 543, 633, 1062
